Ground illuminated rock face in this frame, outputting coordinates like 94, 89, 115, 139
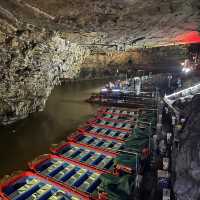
81, 46, 187, 75
0, 29, 89, 125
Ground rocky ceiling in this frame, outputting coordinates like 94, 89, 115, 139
0, 0, 200, 49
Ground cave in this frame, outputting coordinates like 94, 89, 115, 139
0, 1, 200, 200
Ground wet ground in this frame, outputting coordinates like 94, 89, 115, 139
0, 79, 108, 177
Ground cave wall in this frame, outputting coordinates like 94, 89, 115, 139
0, 28, 89, 125
0, 24, 189, 125
173, 95, 200, 200
80, 45, 187, 78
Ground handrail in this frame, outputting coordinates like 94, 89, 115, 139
164, 82, 200, 116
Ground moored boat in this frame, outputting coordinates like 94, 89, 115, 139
50, 142, 116, 174
78, 124, 131, 142
0, 171, 85, 200
68, 131, 124, 153
87, 118, 134, 132
97, 107, 139, 117
29, 154, 106, 200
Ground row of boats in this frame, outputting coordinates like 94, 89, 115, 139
0, 101, 157, 200
86, 92, 156, 108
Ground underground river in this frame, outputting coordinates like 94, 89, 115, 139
0, 79, 108, 177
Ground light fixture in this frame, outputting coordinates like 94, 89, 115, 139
165, 82, 200, 98
182, 67, 191, 73
185, 68, 191, 73
182, 68, 186, 72
112, 89, 120, 92
101, 88, 108, 92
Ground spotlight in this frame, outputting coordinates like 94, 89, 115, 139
185, 68, 191, 73
101, 88, 108, 92
182, 67, 186, 72
181, 62, 185, 66
182, 67, 191, 73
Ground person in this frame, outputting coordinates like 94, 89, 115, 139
142, 148, 150, 158
177, 77, 182, 88
159, 139, 166, 156
167, 74, 172, 89
165, 106, 169, 114
109, 81, 114, 89
167, 132, 172, 144
172, 115, 176, 126
135, 77, 141, 95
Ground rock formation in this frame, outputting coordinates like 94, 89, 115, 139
0, 27, 89, 125
174, 95, 200, 200
81, 45, 187, 74
0, 0, 199, 46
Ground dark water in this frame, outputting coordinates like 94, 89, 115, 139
0, 80, 108, 178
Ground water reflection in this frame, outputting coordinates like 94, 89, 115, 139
0, 80, 107, 177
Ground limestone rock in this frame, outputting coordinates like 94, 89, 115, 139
173, 95, 200, 200
0, 29, 89, 125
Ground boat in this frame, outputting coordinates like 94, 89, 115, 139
97, 107, 139, 117
86, 118, 134, 132
78, 124, 131, 142
0, 171, 85, 200
29, 154, 106, 200
86, 95, 155, 108
50, 142, 116, 174
86, 91, 156, 108
68, 131, 124, 153
96, 112, 137, 123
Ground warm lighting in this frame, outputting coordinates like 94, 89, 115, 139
182, 67, 191, 73
174, 31, 200, 44
185, 68, 191, 73
181, 62, 185, 66
101, 88, 108, 92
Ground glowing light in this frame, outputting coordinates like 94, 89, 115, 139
101, 88, 108, 92
174, 31, 200, 44
185, 68, 191, 73
182, 67, 191, 73
181, 62, 185, 66
182, 68, 186, 72
182, 67, 192, 74
112, 89, 121, 92
165, 82, 200, 98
